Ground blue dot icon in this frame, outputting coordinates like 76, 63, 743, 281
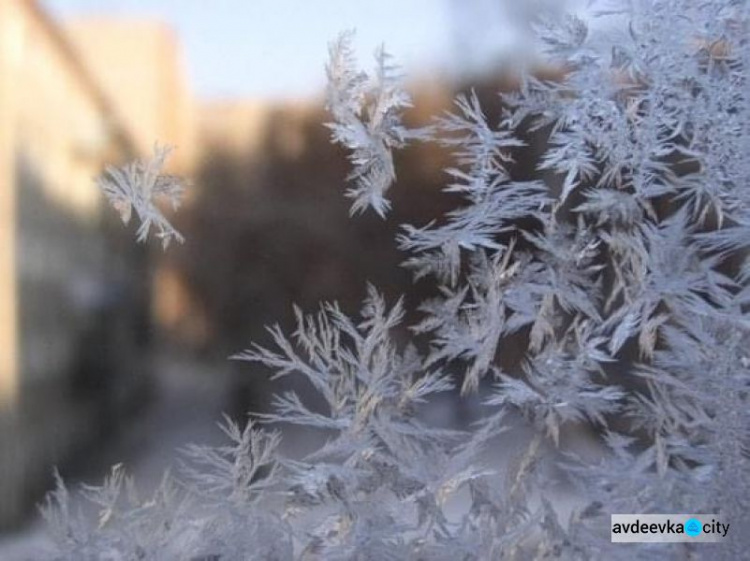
685, 518, 702, 537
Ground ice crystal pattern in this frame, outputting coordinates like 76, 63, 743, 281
325, 31, 429, 217
97, 144, 186, 249
42, 2, 750, 560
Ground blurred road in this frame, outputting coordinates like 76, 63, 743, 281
0, 351, 234, 560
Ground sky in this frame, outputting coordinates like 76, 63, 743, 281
43, 0, 457, 100
42, 0, 584, 101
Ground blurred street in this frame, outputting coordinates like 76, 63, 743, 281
0, 351, 232, 559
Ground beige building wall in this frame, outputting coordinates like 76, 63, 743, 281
197, 100, 272, 157
0, 0, 138, 526
0, 0, 133, 404
0, 0, 134, 407
0, 0, 134, 398
64, 18, 195, 174
0, 0, 21, 406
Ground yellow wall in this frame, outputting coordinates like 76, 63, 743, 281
64, 18, 195, 173
0, 0, 134, 407
0, 0, 20, 406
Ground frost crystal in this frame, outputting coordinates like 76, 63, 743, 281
325, 31, 428, 217
40, 1, 750, 559
97, 144, 186, 249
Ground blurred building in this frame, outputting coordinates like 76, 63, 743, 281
196, 99, 272, 159
64, 16, 200, 348
63, 17, 195, 174
0, 0, 191, 529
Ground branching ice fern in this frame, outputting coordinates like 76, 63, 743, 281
327, 1, 750, 558
39, 1, 750, 559
232, 288, 524, 558
41, 419, 291, 561
399, 91, 550, 285
98, 144, 186, 249
179, 416, 281, 508
41, 466, 191, 560
325, 31, 429, 217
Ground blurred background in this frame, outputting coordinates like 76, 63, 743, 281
0, 0, 583, 553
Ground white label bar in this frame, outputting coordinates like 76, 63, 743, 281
611, 514, 730, 543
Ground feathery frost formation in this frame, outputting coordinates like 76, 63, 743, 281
97, 144, 186, 249
43, 1, 749, 559
325, 31, 429, 217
